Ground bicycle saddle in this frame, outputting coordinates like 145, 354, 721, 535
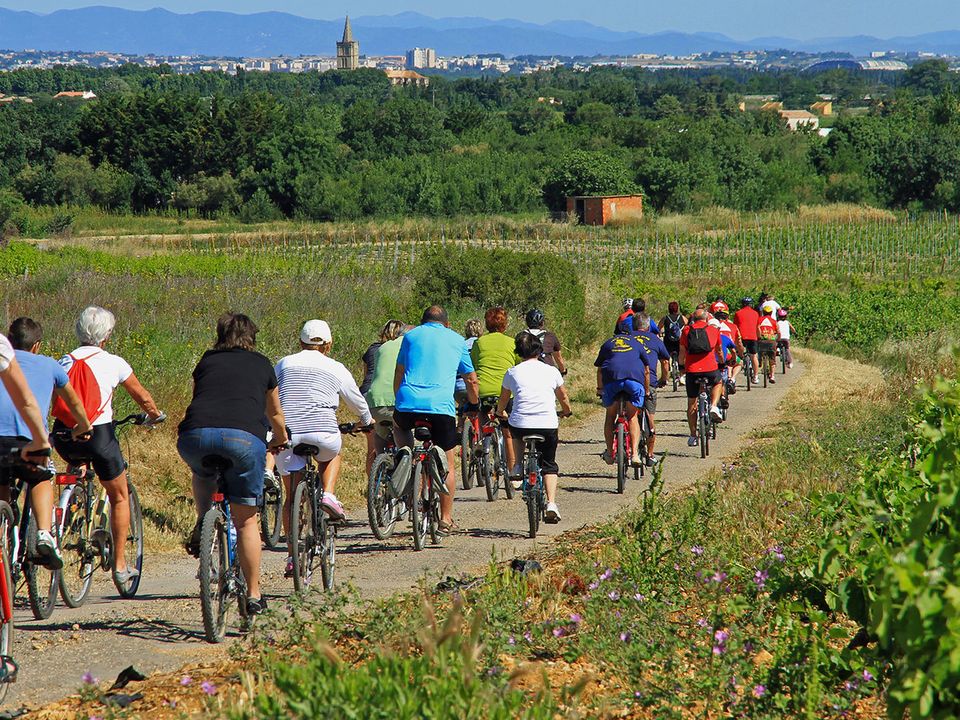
293, 443, 321, 457
522, 434, 546, 444
414, 426, 432, 442
201, 455, 232, 472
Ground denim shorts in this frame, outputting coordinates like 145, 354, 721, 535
602, 379, 646, 409
177, 427, 266, 507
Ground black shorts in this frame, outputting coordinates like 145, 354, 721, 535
758, 340, 777, 357
685, 370, 722, 399
508, 425, 559, 475
393, 411, 459, 451
0, 436, 52, 487
664, 340, 680, 357
52, 422, 126, 482
644, 388, 658, 414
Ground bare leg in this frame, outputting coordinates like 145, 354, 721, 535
647, 414, 656, 456
282, 471, 300, 554
320, 456, 342, 495
101, 472, 130, 571
232, 503, 261, 598
502, 426, 516, 473
626, 406, 641, 459
365, 431, 377, 477
603, 405, 618, 455
710, 382, 723, 406
440, 448, 456, 525
687, 397, 698, 436
30, 481, 54, 534
544, 473, 559, 504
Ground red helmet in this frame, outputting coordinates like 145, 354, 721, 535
710, 300, 729, 314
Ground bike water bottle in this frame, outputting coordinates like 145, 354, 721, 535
227, 520, 237, 548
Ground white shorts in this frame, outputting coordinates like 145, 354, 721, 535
277, 432, 341, 474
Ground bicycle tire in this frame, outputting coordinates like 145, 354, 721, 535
781, 350, 787, 375
746, 364, 752, 391
57, 483, 94, 609
426, 461, 442, 546
482, 436, 497, 502
199, 505, 229, 643
0, 502, 13, 706
366, 454, 398, 540
112, 482, 143, 598
290, 481, 315, 594
498, 429, 514, 500
525, 476, 539, 540
698, 413, 708, 458
320, 516, 335, 591
25, 514, 57, 620
460, 424, 475, 491
410, 460, 427, 551
260, 470, 284, 550
711, 413, 717, 440
616, 424, 627, 494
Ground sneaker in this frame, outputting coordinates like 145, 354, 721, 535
630, 456, 643, 468
719, 395, 730, 410
185, 519, 202, 558
511, 478, 523, 491
710, 406, 723, 423
34, 529, 63, 570
788, 362, 794, 369
544, 503, 561, 523
320, 493, 346, 521
678, 375, 686, 386
769, 376, 776, 384
728, 380, 737, 395
601, 450, 615, 465
263, 470, 280, 496
114, 566, 140, 584
284, 557, 294, 578
246, 596, 268, 616
687, 436, 698, 447
646, 456, 659, 468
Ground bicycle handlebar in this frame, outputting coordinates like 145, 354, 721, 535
338, 422, 375, 435
0, 447, 54, 480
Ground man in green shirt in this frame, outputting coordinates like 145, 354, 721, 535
470, 307, 519, 478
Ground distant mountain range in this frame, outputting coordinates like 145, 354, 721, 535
1, 6, 959, 58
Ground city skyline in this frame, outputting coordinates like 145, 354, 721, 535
2, 1, 960, 41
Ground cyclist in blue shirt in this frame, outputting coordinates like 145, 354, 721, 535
0, 318, 92, 569
394, 305, 478, 535
615, 298, 660, 336
594, 331, 648, 468
632, 313, 670, 466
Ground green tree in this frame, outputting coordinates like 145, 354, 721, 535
542, 150, 639, 212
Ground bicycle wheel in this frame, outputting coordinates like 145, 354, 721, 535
746, 363, 752, 392
320, 516, 335, 591
781, 349, 787, 375
199, 506, 229, 643
481, 437, 497, 502
672, 361, 679, 393
460, 424, 475, 490
615, 424, 627, 494
57, 483, 94, 608
0, 503, 13, 705
498, 430, 514, 500
698, 412, 708, 458
25, 514, 57, 620
762, 356, 769, 387
367, 454, 398, 540
260, 470, 284, 550
112, 482, 143, 598
410, 461, 427, 551
290, 481, 316, 593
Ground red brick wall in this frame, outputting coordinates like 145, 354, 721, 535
602, 196, 643, 224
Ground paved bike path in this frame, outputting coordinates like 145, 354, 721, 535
15, 362, 803, 711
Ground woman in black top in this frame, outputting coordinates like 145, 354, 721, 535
177, 313, 287, 616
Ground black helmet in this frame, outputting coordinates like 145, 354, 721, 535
525, 308, 545, 328
741, 297, 754, 306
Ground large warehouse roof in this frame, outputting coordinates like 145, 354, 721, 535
804, 59, 909, 73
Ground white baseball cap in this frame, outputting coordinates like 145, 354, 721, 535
300, 319, 332, 344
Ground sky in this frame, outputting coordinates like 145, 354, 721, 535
2, 1, 959, 40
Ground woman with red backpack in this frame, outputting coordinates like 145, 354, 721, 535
51, 306, 164, 585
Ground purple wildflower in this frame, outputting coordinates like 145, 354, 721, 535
201, 681, 217, 696
180, 676, 193, 686
862, 669, 874, 682
711, 571, 728, 584
753, 569, 769, 589
599, 568, 613, 581
523, 631, 532, 642
713, 629, 729, 655
569, 613, 582, 624
620, 631, 632, 643
552, 627, 566, 638
767, 545, 785, 562
507, 635, 516, 645
608, 590, 620, 601
752, 685, 766, 698
691, 545, 704, 556
82, 671, 97, 685
697, 618, 709, 628
634, 593, 645, 601
588, 581, 599, 591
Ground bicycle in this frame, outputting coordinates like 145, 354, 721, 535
520, 433, 546, 539
395, 421, 445, 552
366, 420, 405, 541
259, 465, 283, 550
289, 423, 369, 594
55, 413, 162, 608
458, 407, 480, 491
1, 451, 58, 621
478, 397, 513, 502
611, 395, 640, 494
0, 499, 17, 703
196, 454, 248, 644
759, 343, 776, 388
695, 378, 713, 459
670, 352, 681, 393
778, 341, 788, 375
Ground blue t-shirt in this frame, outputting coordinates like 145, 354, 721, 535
615, 315, 661, 336
0, 350, 69, 439
396, 323, 475, 417
594, 335, 648, 385
634, 331, 670, 383
719, 334, 737, 364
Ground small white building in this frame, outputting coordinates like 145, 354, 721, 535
778, 109, 820, 131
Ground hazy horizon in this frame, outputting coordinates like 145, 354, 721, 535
1, 1, 959, 41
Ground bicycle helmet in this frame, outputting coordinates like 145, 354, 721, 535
710, 300, 729, 315
762, 303, 776, 315
525, 308, 545, 328
777, 308, 788, 320
621, 298, 634, 311
741, 297, 754, 306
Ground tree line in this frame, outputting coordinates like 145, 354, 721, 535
1, 61, 959, 226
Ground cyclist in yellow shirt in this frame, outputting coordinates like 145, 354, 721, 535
470, 307, 519, 479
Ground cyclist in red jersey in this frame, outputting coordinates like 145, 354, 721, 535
733, 297, 760, 384
679, 308, 724, 447
711, 301, 745, 392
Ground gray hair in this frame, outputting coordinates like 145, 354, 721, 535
691, 308, 708, 322
76, 306, 116, 346
632, 312, 650, 332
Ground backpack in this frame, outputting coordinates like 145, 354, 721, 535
758, 319, 778, 342
665, 315, 683, 343
685, 325, 712, 355
51, 352, 111, 428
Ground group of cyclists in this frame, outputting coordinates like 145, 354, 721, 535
0, 291, 794, 670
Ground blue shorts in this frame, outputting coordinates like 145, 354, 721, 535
177, 427, 266, 507
602, 379, 645, 409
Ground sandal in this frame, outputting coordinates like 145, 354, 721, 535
437, 520, 461, 537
